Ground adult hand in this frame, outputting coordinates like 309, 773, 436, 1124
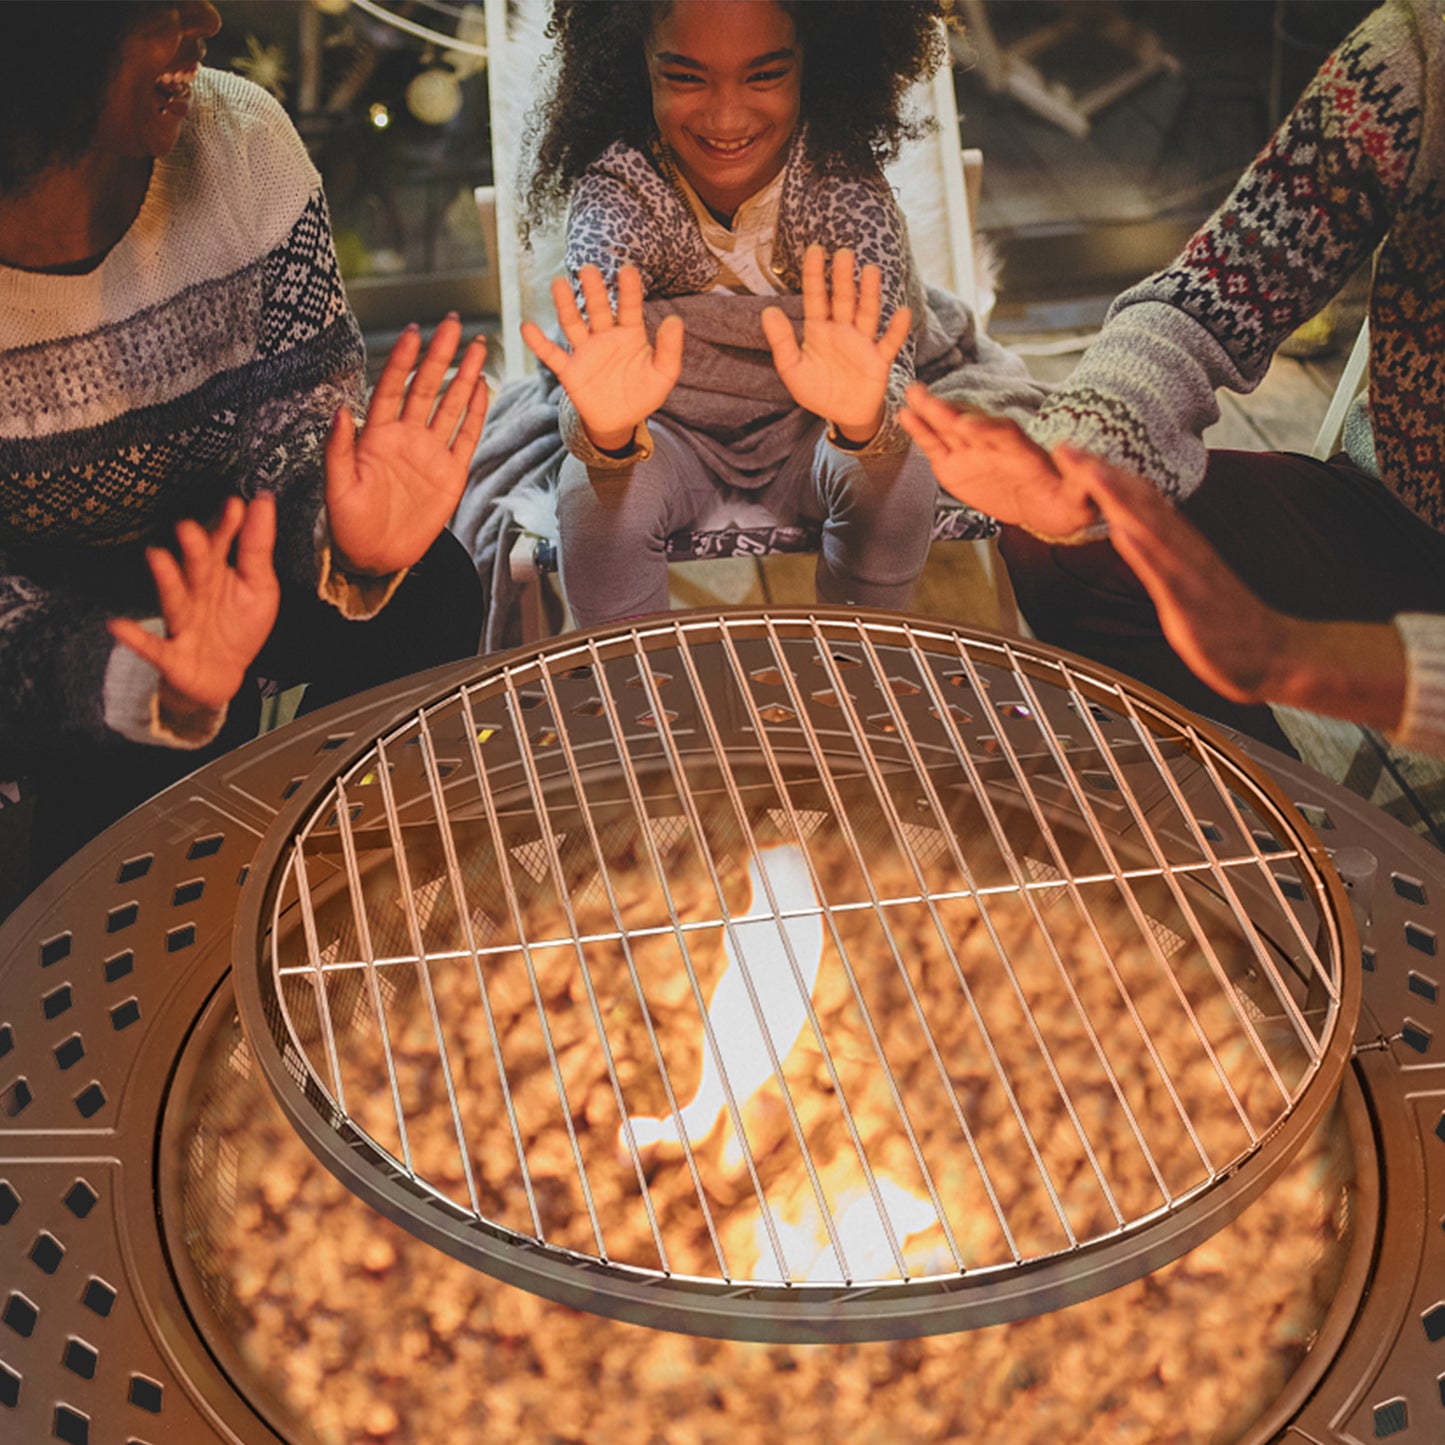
521, 264, 684, 453
325, 315, 489, 577
898, 385, 1099, 539
108, 493, 280, 717
761, 245, 911, 444
1054, 445, 1406, 727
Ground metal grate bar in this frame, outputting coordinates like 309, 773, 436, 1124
371, 733, 485, 1219
332, 778, 417, 1176
677, 625, 957, 1278
289, 840, 349, 1115
610, 629, 853, 1283
1056, 661, 1327, 1104
418, 705, 546, 1238
861, 622, 1168, 1214
754, 616, 1068, 1256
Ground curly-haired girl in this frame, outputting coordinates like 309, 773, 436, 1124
503, 0, 1043, 627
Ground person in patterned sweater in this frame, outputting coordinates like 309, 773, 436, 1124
901, 0, 1445, 758
0, 3, 489, 888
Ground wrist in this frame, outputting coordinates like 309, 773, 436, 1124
585, 422, 638, 455
835, 406, 886, 447
1266, 618, 1407, 728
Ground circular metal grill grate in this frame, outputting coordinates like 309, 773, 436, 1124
237, 612, 1360, 1341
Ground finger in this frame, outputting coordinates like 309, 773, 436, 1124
431, 334, 488, 437
615, 265, 645, 330
324, 406, 358, 501
875, 304, 912, 367
551, 274, 590, 350
234, 492, 278, 584
855, 263, 882, 339
901, 385, 973, 447
800, 243, 828, 325
577, 265, 615, 332
145, 545, 190, 627
369, 323, 423, 420
651, 313, 685, 388
107, 616, 168, 670
401, 312, 464, 423
761, 305, 802, 374
451, 371, 491, 458
174, 516, 218, 585
831, 248, 856, 327
897, 406, 953, 467
521, 318, 572, 375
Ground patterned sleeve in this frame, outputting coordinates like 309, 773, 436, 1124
234, 188, 371, 604
1027, 0, 1424, 502
796, 156, 917, 455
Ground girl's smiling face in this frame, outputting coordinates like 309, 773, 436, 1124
647, 0, 801, 222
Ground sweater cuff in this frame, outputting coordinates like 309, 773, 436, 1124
103, 624, 226, 750
1390, 614, 1445, 756
315, 514, 407, 620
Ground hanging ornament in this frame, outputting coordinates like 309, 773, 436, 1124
231, 34, 291, 101
445, 4, 488, 81
310, 0, 351, 15
406, 63, 463, 125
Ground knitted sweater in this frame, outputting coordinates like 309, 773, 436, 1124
0, 69, 368, 757
560, 131, 1043, 471
1026, 0, 1445, 754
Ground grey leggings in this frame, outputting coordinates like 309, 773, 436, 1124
556, 418, 938, 627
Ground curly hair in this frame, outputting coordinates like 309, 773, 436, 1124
521, 1, 951, 239
0, 2, 157, 195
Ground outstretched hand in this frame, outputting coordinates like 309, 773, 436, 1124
762, 245, 911, 444
325, 315, 489, 577
108, 493, 280, 718
898, 385, 1099, 539
1052, 446, 1299, 705
521, 264, 684, 453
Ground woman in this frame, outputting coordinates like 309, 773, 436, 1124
0, 2, 490, 886
901, 0, 1445, 758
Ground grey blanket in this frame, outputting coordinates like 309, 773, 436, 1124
451, 287, 1046, 651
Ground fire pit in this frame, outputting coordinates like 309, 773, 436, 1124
1, 611, 1441, 1443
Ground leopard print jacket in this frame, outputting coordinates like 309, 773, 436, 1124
563, 128, 925, 453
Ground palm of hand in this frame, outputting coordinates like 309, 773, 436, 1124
163, 546, 279, 709
328, 416, 462, 573
556, 322, 676, 439
779, 319, 892, 433
326, 317, 489, 577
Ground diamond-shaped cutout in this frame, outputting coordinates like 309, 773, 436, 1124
749, 666, 785, 687
867, 712, 899, 735
756, 704, 797, 724
571, 698, 606, 718
887, 675, 921, 696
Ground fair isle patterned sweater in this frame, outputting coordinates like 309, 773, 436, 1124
1026, 0, 1445, 755
0, 69, 367, 757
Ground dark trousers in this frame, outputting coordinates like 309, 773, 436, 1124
26, 528, 483, 888
998, 451, 1445, 752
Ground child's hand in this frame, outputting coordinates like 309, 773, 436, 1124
522, 264, 684, 453
762, 245, 911, 445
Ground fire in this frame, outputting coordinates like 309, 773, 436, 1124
624, 843, 943, 1283
625, 844, 824, 1155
